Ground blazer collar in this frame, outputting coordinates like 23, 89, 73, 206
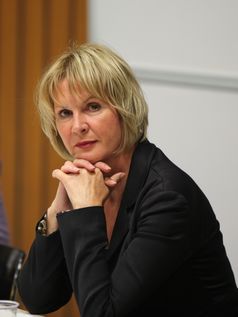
122, 139, 157, 208
108, 140, 157, 255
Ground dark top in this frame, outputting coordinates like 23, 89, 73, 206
18, 140, 238, 316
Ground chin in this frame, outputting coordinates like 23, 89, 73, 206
72, 147, 114, 164
73, 153, 103, 164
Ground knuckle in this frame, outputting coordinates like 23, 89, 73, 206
74, 159, 86, 166
95, 167, 102, 175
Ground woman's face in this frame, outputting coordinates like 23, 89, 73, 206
54, 79, 122, 164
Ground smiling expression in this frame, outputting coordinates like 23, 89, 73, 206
54, 79, 122, 164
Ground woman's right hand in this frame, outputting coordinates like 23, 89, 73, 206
47, 159, 123, 235
46, 182, 72, 235
46, 162, 80, 235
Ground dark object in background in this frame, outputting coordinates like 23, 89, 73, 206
0, 161, 9, 245
0, 244, 25, 300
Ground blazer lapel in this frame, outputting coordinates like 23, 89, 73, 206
107, 140, 157, 257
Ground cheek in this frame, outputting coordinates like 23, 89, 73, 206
107, 117, 122, 142
56, 123, 70, 143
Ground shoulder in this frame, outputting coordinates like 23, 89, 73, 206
130, 140, 214, 215
136, 141, 215, 224
133, 142, 219, 247
147, 144, 204, 200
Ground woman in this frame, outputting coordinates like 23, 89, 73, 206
18, 43, 238, 317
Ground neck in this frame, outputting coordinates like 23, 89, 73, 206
105, 145, 135, 201
107, 145, 135, 174
103, 145, 136, 241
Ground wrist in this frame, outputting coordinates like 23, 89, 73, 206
46, 208, 59, 235
72, 201, 103, 209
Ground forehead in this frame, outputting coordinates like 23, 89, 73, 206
53, 79, 92, 104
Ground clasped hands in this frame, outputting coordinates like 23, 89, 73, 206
53, 159, 125, 209
46, 159, 125, 235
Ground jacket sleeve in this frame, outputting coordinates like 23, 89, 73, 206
57, 190, 191, 317
17, 230, 72, 314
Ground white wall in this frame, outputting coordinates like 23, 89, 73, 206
88, 0, 238, 281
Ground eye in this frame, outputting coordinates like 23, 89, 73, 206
87, 102, 101, 112
57, 108, 73, 119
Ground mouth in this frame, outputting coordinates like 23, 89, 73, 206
74, 140, 97, 149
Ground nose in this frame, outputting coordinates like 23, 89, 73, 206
71, 114, 89, 135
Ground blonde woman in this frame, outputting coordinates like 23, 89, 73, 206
18, 43, 238, 317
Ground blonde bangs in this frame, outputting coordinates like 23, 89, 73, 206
35, 43, 148, 159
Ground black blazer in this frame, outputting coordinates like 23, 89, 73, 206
18, 140, 238, 316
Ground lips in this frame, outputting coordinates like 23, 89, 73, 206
75, 140, 97, 149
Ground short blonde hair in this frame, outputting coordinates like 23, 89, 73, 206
35, 43, 148, 160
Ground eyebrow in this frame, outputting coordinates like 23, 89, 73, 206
54, 105, 69, 109
83, 95, 96, 103
53, 95, 100, 109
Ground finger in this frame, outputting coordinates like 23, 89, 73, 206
105, 172, 125, 187
105, 178, 117, 187
73, 159, 95, 172
61, 161, 80, 174
52, 169, 66, 182
110, 172, 125, 182
94, 161, 112, 173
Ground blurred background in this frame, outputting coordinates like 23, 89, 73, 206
0, 1, 238, 316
